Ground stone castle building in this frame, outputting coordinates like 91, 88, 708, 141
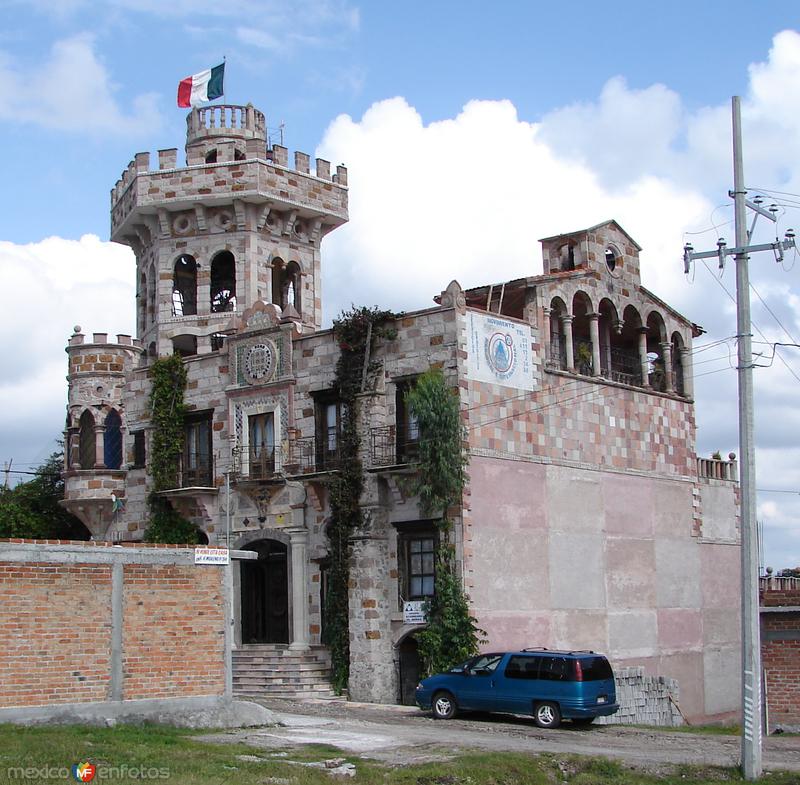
63, 103, 741, 721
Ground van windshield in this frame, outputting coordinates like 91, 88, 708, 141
578, 656, 613, 681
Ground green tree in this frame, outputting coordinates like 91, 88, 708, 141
0, 449, 88, 540
405, 368, 485, 676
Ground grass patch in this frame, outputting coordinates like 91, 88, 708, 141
632, 724, 740, 736
0, 724, 795, 784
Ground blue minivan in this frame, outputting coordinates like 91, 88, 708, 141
415, 649, 618, 728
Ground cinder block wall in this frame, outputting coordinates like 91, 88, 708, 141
0, 541, 227, 715
761, 585, 800, 729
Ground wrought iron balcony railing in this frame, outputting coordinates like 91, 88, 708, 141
370, 425, 421, 468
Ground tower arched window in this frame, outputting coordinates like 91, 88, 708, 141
79, 410, 96, 469
205, 149, 218, 164
138, 270, 147, 335
172, 255, 198, 317
211, 251, 237, 313
104, 410, 122, 470
284, 261, 302, 313
147, 262, 156, 327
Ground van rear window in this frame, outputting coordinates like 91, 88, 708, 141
578, 656, 613, 681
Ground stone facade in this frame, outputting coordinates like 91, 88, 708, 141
62, 103, 741, 722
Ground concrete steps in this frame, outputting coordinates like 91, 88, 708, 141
232, 644, 337, 700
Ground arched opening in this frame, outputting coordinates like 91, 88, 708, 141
284, 261, 302, 313
104, 409, 122, 470
234, 148, 246, 161
172, 255, 197, 317
572, 291, 593, 375
548, 297, 568, 370
172, 334, 198, 357
271, 258, 284, 308
672, 332, 686, 396
79, 410, 95, 469
240, 539, 289, 644
147, 263, 156, 327
598, 298, 620, 377
397, 633, 421, 705
205, 149, 218, 164
138, 270, 147, 336
210, 251, 237, 313
646, 312, 667, 391
614, 305, 643, 385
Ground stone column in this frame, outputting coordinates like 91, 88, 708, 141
287, 527, 310, 652
95, 424, 107, 469
638, 329, 650, 388
680, 346, 694, 398
541, 307, 551, 363
562, 315, 575, 372
589, 314, 601, 376
660, 342, 674, 393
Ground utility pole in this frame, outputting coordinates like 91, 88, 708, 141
683, 96, 796, 780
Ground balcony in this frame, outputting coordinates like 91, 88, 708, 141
176, 452, 214, 488
370, 425, 420, 468
232, 438, 343, 480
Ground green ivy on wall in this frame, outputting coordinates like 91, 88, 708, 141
144, 354, 200, 544
324, 306, 397, 693
405, 367, 485, 677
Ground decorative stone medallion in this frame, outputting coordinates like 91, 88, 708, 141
243, 342, 276, 384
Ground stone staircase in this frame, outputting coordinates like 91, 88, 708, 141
232, 644, 337, 700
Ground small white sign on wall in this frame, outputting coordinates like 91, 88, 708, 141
194, 547, 230, 565
403, 600, 427, 624
465, 311, 535, 391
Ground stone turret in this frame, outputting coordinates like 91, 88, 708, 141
109, 103, 348, 358
62, 328, 143, 539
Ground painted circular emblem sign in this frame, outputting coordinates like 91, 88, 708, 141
485, 332, 516, 380
244, 342, 276, 384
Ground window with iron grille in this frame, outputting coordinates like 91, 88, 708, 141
397, 524, 438, 603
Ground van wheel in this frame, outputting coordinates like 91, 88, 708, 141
432, 691, 458, 720
533, 701, 561, 729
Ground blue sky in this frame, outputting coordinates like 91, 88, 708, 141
2, 1, 800, 569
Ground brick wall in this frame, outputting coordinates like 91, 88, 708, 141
0, 540, 228, 715
0, 562, 112, 708
761, 585, 800, 728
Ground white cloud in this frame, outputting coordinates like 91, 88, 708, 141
0, 34, 161, 134
312, 31, 800, 569
0, 235, 135, 466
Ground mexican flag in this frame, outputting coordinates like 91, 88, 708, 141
177, 63, 225, 108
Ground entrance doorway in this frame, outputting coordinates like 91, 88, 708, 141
398, 634, 421, 705
240, 539, 289, 644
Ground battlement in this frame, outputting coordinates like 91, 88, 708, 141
110, 104, 348, 243
68, 328, 143, 350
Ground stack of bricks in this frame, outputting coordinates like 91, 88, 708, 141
596, 666, 683, 727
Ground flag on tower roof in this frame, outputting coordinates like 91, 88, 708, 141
177, 63, 225, 108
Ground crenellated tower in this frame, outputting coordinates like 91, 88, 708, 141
110, 103, 348, 359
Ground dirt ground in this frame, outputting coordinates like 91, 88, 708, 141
197, 697, 800, 774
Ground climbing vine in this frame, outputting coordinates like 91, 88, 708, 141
324, 306, 397, 692
406, 367, 485, 677
144, 354, 199, 544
